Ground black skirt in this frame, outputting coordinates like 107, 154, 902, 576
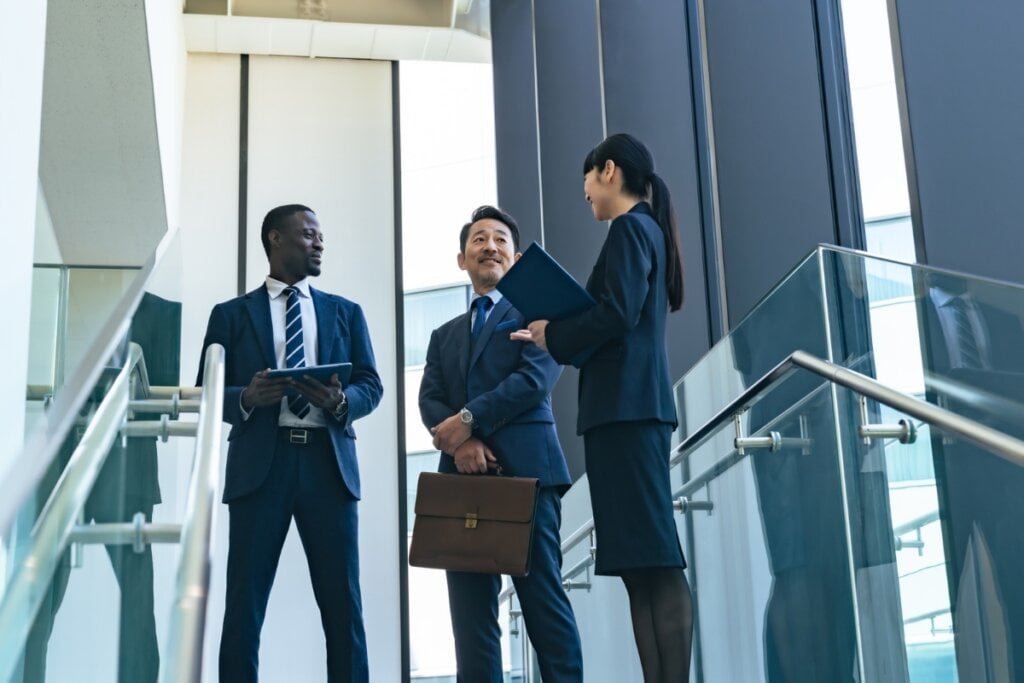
583, 420, 686, 576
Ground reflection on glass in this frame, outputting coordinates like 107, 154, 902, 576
4, 284, 183, 682
675, 246, 1024, 679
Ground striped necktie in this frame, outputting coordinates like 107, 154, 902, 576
949, 296, 983, 369
285, 286, 311, 418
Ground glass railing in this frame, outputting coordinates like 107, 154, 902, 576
520, 245, 1024, 682
1, 226, 224, 683
672, 246, 1024, 682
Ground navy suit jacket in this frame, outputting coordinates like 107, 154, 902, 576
419, 297, 571, 489
197, 284, 383, 502
546, 202, 677, 434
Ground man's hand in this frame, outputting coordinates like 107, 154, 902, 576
510, 319, 549, 351
240, 370, 291, 410
431, 413, 472, 454
292, 373, 346, 411
452, 437, 498, 474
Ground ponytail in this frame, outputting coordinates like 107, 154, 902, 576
649, 172, 685, 311
583, 133, 685, 312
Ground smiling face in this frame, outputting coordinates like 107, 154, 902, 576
268, 210, 324, 284
457, 218, 520, 293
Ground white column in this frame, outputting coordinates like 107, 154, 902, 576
0, 2, 48, 473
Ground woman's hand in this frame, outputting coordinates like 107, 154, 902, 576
509, 320, 550, 351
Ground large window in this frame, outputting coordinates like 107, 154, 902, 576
399, 60, 504, 682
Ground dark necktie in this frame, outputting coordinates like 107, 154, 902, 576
285, 287, 311, 418
471, 296, 493, 339
949, 296, 982, 369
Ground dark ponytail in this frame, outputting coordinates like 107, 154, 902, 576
583, 133, 685, 311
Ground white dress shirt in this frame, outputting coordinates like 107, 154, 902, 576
469, 289, 503, 328
241, 276, 328, 427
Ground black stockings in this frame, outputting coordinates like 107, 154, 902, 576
621, 567, 693, 683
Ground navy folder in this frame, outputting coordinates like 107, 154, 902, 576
497, 242, 596, 322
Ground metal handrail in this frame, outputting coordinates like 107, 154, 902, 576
0, 343, 143, 683
671, 350, 1024, 502
499, 519, 596, 605
893, 510, 941, 538
500, 349, 1024, 611
0, 225, 177, 538
162, 343, 225, 683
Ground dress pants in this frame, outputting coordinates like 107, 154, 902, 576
219, 429, 366, 683
446, 487, 583, 682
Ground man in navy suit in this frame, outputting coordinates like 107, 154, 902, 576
197, 204, 383, 682
418, 205, 583, 682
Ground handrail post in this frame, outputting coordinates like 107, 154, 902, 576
162, 344, 225, 683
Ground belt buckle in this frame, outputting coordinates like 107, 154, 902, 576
289, 428, 309, 445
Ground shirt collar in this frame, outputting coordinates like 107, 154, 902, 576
266, 276, 312, 300
469, 289, 502, 310
930, 286, 966, 308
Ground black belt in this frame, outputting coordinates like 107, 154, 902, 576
279, 427, 328, 445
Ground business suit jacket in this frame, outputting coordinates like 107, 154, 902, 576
545, 202, 677, 434
197, 284, 383, 502
419, 296, 570, 489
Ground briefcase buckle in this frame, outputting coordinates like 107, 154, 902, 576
464, 513, 478, 529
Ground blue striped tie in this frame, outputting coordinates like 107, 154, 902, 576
285, 287, 311, 418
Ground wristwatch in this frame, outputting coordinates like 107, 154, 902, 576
331, 391, 348, 421
459, 406, 474, 427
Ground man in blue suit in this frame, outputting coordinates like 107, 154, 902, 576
419, 205, 583, 682
197, 204, 383, 682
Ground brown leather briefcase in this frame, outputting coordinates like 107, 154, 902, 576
409, 471, 540, 576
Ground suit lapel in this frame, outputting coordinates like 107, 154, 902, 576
453, 312, 471, 388
244, 285, 276, 369
469, 298, 513, 370
311, 287, 336, 364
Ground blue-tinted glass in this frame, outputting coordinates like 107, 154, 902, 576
404, 286, 470, 367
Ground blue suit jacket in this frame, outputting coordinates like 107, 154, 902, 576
197, 284, 383, 502
546, 202, 678, 434
419, 297, 571, 489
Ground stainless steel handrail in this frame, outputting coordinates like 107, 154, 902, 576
0, 226, 177, 538
500, 349, 1024, 612
162, 344, 225, 683
671, 350, 1024, 502
671, 350, 1024, 472
499, 519, 595, 605
893, 510, 941, 538
0, 343, 143, 683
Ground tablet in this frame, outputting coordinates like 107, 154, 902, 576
265, 362, 352, 386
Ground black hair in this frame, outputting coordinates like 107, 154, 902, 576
583, 133, 684, 311
261, 204, 314, 257
459, 204, 521, 253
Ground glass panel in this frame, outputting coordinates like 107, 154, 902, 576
3, 230, 186, 682
821, 245, 1024, 679
675, 249, 831, 441
1, 366, 128, 683
678, 373, 861, 681
404, 286, 471, 367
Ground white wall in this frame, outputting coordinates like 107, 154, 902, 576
145, 0, 187, 235
0, 0, 47, 479
180, 53, 401, 682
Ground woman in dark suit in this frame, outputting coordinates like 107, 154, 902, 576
517, 133, 693, 681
